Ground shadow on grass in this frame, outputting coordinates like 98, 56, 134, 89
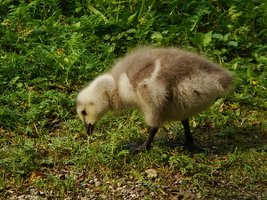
117, 123, 267, 155
161, 123, 267, 154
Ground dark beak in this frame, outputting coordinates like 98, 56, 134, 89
85, 123, 94, 135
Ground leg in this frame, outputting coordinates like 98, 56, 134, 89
181, 119, 204, 152
125, 127, 159, 154
144, 127, 159, 150
181, 119, 194, 149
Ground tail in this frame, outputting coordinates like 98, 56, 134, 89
218, 71, 235, 95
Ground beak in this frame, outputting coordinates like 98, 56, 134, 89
85, 123, 94, 135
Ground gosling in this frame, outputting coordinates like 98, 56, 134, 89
76, 47, 234, 152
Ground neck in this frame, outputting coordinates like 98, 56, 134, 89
100, 74, 123, 110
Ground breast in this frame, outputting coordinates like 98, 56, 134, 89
117, 73, 137, 105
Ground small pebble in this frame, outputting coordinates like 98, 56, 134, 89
145, 168, 158, 178
117, 182, 122, 187
95, 181, 101, 187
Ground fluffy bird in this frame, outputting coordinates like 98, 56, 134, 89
76, 47, 234, 152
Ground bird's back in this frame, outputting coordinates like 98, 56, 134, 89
109, 47, 234, 122
112, 47, 233, 93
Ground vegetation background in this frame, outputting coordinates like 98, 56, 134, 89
0, 0, 266, 199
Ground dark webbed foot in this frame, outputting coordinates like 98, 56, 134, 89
184, 141, 218, 153
124, 127, 159, 154
184, 143, 205, 153
124, 143, 147, 154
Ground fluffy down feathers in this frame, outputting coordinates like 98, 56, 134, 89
76, 47, 234, 133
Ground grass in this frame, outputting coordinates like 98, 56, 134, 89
0, 0, 266, 199
1, 105, 266, 199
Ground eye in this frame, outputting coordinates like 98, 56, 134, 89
81, 110, 87, 116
